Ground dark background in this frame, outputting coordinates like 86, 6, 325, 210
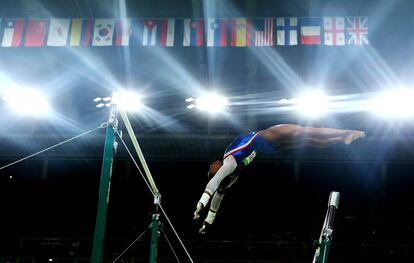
1, 0, 414, 262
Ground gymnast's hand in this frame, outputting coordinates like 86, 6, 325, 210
193, 202, 204, 220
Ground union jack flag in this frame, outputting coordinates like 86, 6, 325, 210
346, 17, 368, 45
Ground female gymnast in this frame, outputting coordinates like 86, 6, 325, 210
193, 124, 365, 234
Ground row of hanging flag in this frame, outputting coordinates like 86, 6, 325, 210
0, 17, 368, 48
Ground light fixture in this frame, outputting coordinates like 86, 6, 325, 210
294, 90, 330, 118
185, 92, 229, 114
112, 91, 144, 112
3, 89, 50, 116
94, 91, 144, 112
367, 88, 414, 119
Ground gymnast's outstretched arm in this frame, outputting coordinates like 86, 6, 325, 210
198, 192, 224, 234
198, 173, 239, 234
193, 155, 237, 220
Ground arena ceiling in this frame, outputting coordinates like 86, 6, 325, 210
0, 0, 414, 161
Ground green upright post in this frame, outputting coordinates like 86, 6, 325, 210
91, 105, 118, 263
149, 196, 161, 263
313, 192, 340, 263
120, 110, 163, 263
317, 237, 332, 263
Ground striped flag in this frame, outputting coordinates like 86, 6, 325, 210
300, 17, 321, 45
129, 19, 143, 46
142, 19, 175, 47
252, 18, 274, 46
115, 19, 132, 46
158, 19, 175, 47
206, 18, 228, 47
47, 18, 70, 46
69, 19, 93, 46
24, 19, 48, 47
142, 20, 157, 46
183, 19, 203, 46
1, 19, 25, 47
230, 18, 252, 47
323, 17, 345, 46
276, 17, 298, 46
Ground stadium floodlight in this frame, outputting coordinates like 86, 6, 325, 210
2, 89, 50, 116
294, 90, 330, 118
185, 92, 229, 114
367, 88, 414, 119
94, 91, 144, 112
93, 97, 111, 108
186, 104, 195, 109
112, 91, 143, 112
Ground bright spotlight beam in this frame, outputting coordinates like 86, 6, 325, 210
368, 88, 414, 119
112, 91, 144, 112
187, 93, 229, 114
3, 89, 50, 116
294, 90, 330, 118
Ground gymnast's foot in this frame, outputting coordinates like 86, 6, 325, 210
199, 221, 211, 235
344, 131, 365, 145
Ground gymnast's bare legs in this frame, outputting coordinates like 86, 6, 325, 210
257, 124, 365, 150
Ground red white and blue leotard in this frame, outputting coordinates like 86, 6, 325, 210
223, 132, 277, 166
